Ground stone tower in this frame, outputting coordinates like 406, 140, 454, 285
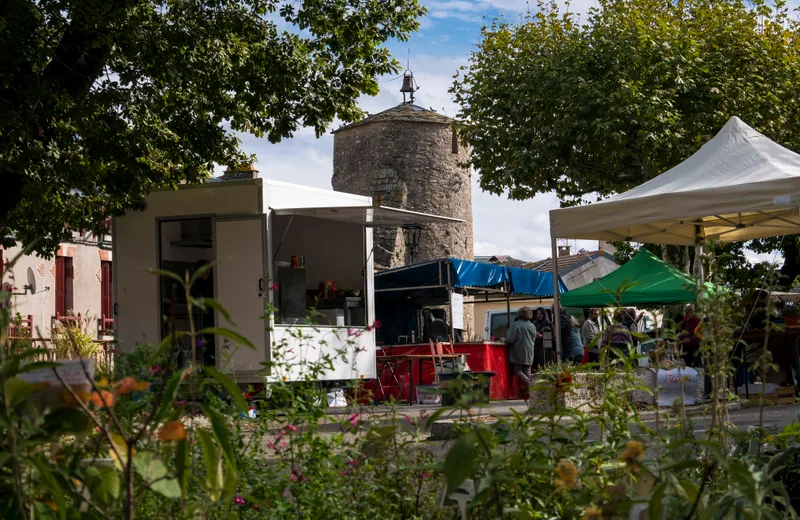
331, 82, 474, 270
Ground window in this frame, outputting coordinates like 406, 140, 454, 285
100, 261, 113, 332
55, 256, 74, 318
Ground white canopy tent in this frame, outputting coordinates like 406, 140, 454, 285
548, 116, 800, 356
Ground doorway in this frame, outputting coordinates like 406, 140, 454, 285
158, 218, 214, 368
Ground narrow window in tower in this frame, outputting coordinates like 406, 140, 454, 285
451, 127, 458, 154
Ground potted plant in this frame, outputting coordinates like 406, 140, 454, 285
783, 304, 799, 327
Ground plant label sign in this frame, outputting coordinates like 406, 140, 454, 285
18, 358, 95, 412
656, 367, 698, 407
19, 358, 95, 386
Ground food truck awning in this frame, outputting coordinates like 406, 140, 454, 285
271, 206, 463, 227
375, 258, 567, 299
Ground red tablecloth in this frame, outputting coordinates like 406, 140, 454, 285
367, 342, 520, 402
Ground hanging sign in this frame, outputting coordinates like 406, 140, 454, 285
450, 292, 464, 330
656, 367, 698, 407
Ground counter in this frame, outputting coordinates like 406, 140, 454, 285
368, 341, 520, 402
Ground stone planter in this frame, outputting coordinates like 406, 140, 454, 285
528, 368, 704, 412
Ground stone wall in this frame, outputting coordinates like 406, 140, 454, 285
332, 118, 474, 268
333, 112, 475, 336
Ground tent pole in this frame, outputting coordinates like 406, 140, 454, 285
447, 260, 455, 345
552, 234, 562, 362
506, 284, 511, 336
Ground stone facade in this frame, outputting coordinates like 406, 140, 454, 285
332, 103, 475, 335
332, 104, 474, 269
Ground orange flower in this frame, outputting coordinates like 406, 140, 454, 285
619, 440, 645, 473
133, 381, 151, 392
554, 459, 580, 492
60, 388, 91, 407
158, 421, 187, 442
115, 377, 136, 395
91, 390, 114, 408
554, 370, 573, 394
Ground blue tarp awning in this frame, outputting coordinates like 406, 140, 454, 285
375, 258, 566, 296
508, 266, 568, 297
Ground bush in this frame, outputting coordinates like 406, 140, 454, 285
2, 264, 800, 519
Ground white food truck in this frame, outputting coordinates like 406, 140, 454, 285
112, 178, 458, 384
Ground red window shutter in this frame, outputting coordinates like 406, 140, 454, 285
55, 257, 65, 317
64, 258, 74, 314
101, 261, 112, 322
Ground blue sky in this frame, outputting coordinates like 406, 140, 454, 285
225, 0, 778, 264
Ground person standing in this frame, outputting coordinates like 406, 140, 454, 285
553, 304, 584, 365
679, 304, 701, 368
532, 307, 552, 367
532, 307, 552, 332
600, 310, 633, 362
582, 308, 602, 363
505, 306, 537, 400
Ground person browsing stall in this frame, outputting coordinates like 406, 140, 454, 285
582, 308, 603, 363
504, 306, 538, 399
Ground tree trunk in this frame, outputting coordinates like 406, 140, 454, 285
661, 244, 692, 274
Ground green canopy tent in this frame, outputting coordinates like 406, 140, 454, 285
560, 250, 711, 308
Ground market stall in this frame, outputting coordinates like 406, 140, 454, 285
113, 178, 460, 386
560, 249, 713, 308
368, 257, 567, 402
549, 116, 800, 401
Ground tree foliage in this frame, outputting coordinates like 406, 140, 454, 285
0, 0, 424, 255
452, 0, 800, 205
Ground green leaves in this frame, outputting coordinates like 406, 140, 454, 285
0, 0, 425, 253
203, 366, 248, 413
156, 369, 186, 424
454, 0, 800, 207
197, 430, 224, 503
4, 377, 32, 409
199, 327, 255, 351
444, 432, 478, 496
133, 451, 181, 499
41, 408, 91, 435
83, 464, 120, 506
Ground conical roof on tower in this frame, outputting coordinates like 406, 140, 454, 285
333, 103, 456, 133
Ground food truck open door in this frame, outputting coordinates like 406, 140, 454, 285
213, 215, 268, 383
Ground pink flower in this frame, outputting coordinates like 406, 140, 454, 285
290, 467, 306, 483
267, 441, 276, 450
339, 470, 348, 476
175, 400, 186, 406
366, 319, 382, 332
271, 283, 278, 291
347, 459, 359, 467
150, 365, 163, 375
421, 472, 430, 480
347, 413, 360, 430
252, 504, 259, 511
280, 441, 287, 448
284, 424, 298, 433
234, 496, 245, 506
404, 415, 416, 426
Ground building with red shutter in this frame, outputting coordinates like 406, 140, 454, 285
1, 223, 113, 341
